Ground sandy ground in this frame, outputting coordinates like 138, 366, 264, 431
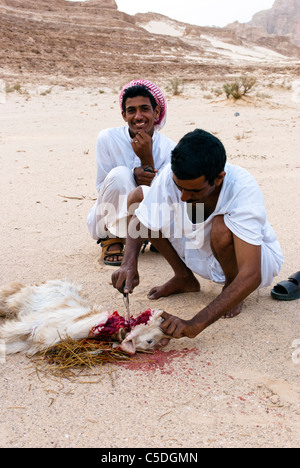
0, 80, 299, 448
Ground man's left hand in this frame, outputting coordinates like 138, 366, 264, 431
133, 166, 157, 186
160, 312, 199, 339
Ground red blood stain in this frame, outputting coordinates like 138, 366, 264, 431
118, 348, 199, 373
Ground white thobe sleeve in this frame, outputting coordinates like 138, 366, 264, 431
95, 130, 114, 192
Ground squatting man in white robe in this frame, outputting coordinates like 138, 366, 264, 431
112, 129, 284, 343
87, 79, 176, 266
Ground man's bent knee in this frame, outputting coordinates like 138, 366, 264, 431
105, 166, 133, 190
211, 215, 234, 251
127, 186, 144, 210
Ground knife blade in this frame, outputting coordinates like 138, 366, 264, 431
123, 292, 131, 331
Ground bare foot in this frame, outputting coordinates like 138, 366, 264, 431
147, 274, 200, 300
221, 285, 243, 318
222, 301, 244, 319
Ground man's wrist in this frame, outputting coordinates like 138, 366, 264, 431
139, 154, 154, 167
188, 315, 208, 337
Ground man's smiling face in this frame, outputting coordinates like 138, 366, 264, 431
122, 95, 160, 138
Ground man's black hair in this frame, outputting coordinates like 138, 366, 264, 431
122, 85, 158, 113
171, 129, 227, 186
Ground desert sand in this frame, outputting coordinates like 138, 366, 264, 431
0, 78, 299, 448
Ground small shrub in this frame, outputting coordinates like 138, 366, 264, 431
40, 87, 52, 96
5, 83, 17, 93
240, 75, 257, 95
166, 78, 184, 96
235, 132, 247, 141
223, 82, 242, 100
212, 87, 223, 97
223, 75, 256, 100
5, 82, 29, 96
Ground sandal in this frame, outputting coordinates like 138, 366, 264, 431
99, 238, 124, 266
271, 271, 300, 301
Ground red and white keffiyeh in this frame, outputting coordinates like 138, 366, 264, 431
119, 79, 167, 131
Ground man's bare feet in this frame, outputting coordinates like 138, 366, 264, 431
221, 285, 243, 318
147, 274, 200, 300
222, 301, 244, 318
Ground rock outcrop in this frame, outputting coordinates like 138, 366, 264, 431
227, 0, 300, 56
249, 0, 300, 46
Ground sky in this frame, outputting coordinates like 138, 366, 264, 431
114, 0, 275, 27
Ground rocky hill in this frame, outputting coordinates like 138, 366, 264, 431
227, 0, 300, 57
249, 0, 300, 46
0, 0, 299, 86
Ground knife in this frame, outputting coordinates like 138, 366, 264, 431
123, 289, 131, 331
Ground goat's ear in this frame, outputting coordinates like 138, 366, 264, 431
119, 337, 136, 355
159, 337, 171, 347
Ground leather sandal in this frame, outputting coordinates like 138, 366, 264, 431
100, 238, 124, 266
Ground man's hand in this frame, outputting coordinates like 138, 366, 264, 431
160, 312, 201, 339
133, 166, 158, 186
131, 130, 154, 166
111, 264, 140, 295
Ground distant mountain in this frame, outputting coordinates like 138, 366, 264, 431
0, 0, 299, 85
228, 0, 300, 53
249, 0, 300, 46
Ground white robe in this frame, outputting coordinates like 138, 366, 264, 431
135, 163, 284, 288
87, 126, 176, 240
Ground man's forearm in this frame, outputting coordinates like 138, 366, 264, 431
189, 271, 261, 335
111, 219, 147, 294
125, 216, 148, 261
139, 153, 154, 168
123, 231, 145, 266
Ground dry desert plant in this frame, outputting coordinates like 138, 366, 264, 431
166, 77, 184, 96
5, 82, 29, 96
223, 75, 257, 100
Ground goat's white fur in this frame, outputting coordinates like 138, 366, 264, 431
0, 280, 167, 356
0, 280, 110, 356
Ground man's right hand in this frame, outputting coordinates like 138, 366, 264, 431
111, 265, 140, 295
133, 166, 157, 187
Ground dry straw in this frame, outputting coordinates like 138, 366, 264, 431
33, 336, 132, 380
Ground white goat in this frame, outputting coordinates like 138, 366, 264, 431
0, 280, 168, 356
